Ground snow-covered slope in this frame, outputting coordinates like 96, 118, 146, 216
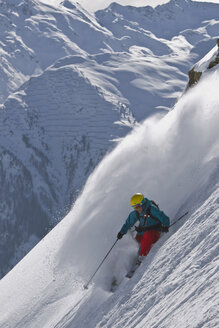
0, 0, 114, 103
96, 0, 219, 43
1, 0, 219, 278
0, 43, 218, 328
0, 55, 136, 276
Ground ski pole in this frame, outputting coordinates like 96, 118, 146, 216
84, 239, 119, 289
170, 211, 189, 227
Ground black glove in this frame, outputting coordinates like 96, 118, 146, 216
135, 225, 146, 233
161, 226, 169, 232
117, 232, 124, 239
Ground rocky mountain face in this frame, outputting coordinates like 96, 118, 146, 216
187, 39, 219, 88
0, 0, 219, 277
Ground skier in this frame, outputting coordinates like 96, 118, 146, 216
117, 193, 170, 264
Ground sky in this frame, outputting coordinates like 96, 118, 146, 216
40, 0, 219, 13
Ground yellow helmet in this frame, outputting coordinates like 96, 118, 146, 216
130, 193, 145, 207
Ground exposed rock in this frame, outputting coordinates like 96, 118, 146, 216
208, 39, 219, 69
187, 39, 219, 90
187, 68, 202, 88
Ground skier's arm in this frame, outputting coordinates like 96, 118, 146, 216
117, 211, 138, 238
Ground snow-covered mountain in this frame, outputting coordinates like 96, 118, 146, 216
0, 40, 218, 328
0, 0, 219, 278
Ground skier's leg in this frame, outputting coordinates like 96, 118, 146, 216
135, 234, 143, 244
139, 231, 160, 256
135, 234, 143, 256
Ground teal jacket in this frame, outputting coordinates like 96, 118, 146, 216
120, 198, 170, 236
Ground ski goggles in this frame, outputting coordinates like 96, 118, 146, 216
132, 204, 142, 210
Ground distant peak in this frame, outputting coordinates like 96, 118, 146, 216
168, 0, 192, 3
60, 0, 77, 10
108, 2, 123, 10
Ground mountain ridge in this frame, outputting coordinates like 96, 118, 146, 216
0, 41, 218, 328
0, 0, 218, 278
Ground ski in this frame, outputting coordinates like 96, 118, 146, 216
110, 262, 141, 292
110, 277, 119, 292
125, 261, 141, 279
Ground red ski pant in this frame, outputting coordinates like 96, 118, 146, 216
136, 231, 161, 256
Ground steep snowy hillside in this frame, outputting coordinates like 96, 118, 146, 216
1, 0, 219, 278
0, 45, 218, 328
187, 39, 219, 88
96, 0, 219, 70
0, 57, 136, 277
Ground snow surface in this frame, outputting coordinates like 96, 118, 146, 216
0, 51, 218, 327
2, 0, 219, 278
193, 43, 219, 71
0, 0, 219, 325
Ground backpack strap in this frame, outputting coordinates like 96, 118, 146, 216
145, 203, 162, 225
135, 202, 161, 224
135, 210, 149, 230
151, 200, 159, 208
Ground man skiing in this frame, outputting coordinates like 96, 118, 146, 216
117, 193, 170, 264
